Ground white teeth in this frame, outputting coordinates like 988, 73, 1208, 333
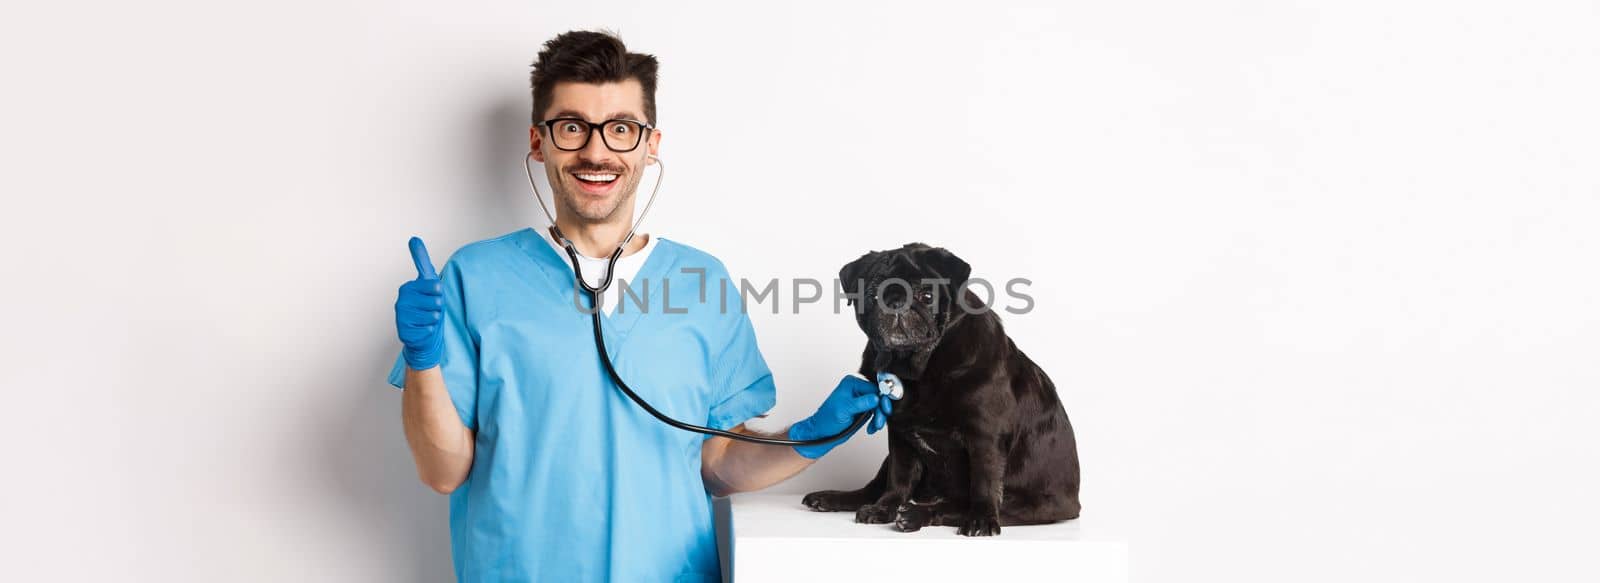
575, 173, 618, 183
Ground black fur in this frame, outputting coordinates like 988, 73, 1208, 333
803, 244, 1081, 536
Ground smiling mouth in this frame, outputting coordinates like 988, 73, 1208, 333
570, 171, 622, 195
573, 172, 618, 184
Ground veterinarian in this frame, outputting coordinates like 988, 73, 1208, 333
386, 30, 889, 582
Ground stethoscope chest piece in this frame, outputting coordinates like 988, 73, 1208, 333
876, 371, 904, 400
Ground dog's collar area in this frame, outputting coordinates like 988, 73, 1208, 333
873, 346, 937, 382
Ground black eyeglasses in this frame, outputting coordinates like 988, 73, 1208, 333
537, 117, 654, 152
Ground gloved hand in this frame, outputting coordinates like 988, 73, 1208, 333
395, 237, 444, 370
788, 375, 894, 459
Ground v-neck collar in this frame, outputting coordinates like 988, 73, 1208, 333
510, 227, 677, 352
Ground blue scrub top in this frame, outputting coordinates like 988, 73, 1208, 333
387, 228, 776, 582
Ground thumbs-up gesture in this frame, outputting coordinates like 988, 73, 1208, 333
395, 237, 445, 370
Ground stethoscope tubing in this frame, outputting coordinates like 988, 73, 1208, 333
579, 277, 872, 446
528, 149, 872, 446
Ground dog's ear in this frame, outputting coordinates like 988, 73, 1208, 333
838, 251, 878, 305
918, 246, 971, 291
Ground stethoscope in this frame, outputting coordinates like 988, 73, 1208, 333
522, 150, 900, 446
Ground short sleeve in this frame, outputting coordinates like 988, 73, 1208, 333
705, 292, 777, 435
385, 258, 479, 431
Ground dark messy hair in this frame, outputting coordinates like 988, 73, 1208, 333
529, 30, 659, 125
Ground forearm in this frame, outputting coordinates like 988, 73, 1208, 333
701, 425, 814, 496
401, 366, 474, 494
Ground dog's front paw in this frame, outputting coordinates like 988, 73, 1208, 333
957, 513, 1001, 537
855, 504, 896, 524
802, 490, 858, 512
893, 503, 928, 532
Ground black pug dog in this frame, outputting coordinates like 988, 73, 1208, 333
802, 243, 1081, 536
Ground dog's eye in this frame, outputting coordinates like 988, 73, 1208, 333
917, 290, 934, 304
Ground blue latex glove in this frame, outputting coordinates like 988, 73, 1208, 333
395, 237, 444, 370
788, 375, 894, 459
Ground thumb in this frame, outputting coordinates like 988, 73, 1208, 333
409, 236, 439, 280
849, 393, 879, 415
839, 375, 875, 397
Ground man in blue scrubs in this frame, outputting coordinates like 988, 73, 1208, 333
387, 31, 887, 582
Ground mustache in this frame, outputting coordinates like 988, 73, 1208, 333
564, 162, 628, 174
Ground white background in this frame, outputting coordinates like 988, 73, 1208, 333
3, 1, 1598, 581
